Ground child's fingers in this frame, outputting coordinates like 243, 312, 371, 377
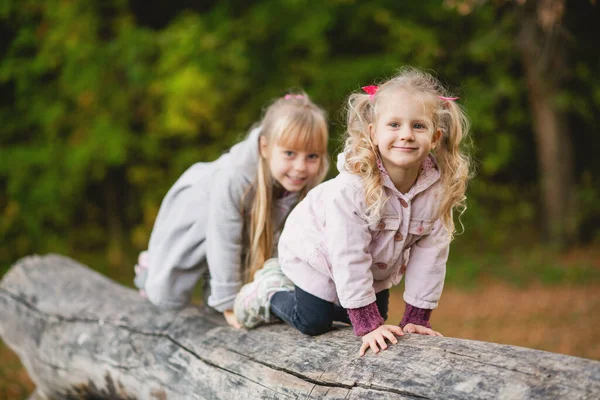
376, 335, 388, 351
402, 323, 443, 336
415, 326, 432, 335
417, 326, 435, 336
360, 325, 407, 356
359, 339, 378, 357
369, 339, 380, 355
403, 324, 416, 334
427, 328, 443, 337
223, 310, 242, 329
425, 328, 439, 336
382, 329, 398, 344
359, 342, 369, 357
413, 325, 441, 336
388, 325, 404, 336
228, 319, 241, 329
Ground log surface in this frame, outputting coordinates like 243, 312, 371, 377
1, 254, 599, 399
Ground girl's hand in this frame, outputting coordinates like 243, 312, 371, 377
403, 323, 443, 336
224, 309, 241, 329
359, 325, 404, 356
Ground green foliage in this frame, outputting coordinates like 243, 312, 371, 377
1, 0, 599, 280
444, 244, 600, 288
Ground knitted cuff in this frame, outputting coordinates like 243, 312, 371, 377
400, 303, 432, 329
347, 302, 384, 336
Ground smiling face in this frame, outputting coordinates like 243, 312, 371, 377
261, 140, 323, 193
370, 88, 441, 180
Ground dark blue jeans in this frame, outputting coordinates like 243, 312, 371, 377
270, 285, 389, 336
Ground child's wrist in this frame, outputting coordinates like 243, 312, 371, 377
347, 302, 384, 336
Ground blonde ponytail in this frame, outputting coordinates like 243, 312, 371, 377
244, 93, 329, 282
245, 157, 274, 282
344, 93, 388, 223
433, 98, 473, 238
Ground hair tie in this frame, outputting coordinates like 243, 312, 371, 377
438, 96, 459, 101
284, 94, 305, 100
362, 85, 379, 101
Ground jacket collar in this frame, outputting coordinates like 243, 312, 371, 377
336, 152, 441, 199
377, 154, 440, 200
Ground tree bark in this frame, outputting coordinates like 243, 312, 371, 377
517, 0, 576, 247
1, 254, 599, 399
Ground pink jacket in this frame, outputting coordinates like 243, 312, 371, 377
279, 153, 451, 311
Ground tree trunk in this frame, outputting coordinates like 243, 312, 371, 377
1, 254, 599, 399
517, 0, 576, 247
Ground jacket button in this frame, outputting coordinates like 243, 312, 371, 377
417, 225, 424, 234
377, 221, 385, 229
394, 232, 403, 241
399, 198, 409, 208
375, 262, 387, 269
400, 264, 407, 274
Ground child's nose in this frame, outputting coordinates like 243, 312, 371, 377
294, 158, 307, 171
400, 126, 415, 140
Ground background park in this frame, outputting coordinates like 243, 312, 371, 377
1, 0, 599, 397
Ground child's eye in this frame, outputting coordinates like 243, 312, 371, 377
307, 153, 320, 161
414, 123, 427, 130
284, 150, 295, 157
389, 122, 399, 128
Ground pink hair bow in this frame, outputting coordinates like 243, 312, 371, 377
438, 96, 459, 101
284, 94, 304, 100
362, 85, 379, 100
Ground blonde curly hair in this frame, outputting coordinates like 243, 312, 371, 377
344, 67, 472, 238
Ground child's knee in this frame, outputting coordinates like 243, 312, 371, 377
295, 313, 333, 336
297, 322, 331, 336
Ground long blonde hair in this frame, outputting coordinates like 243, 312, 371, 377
245, 93, 329, 282
344, 67, 472, 238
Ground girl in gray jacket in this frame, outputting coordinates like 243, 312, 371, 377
134, 93, 329, 327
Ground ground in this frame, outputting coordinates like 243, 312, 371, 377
390, 282, 600, 359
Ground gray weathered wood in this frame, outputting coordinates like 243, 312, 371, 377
1, 254, 599, 399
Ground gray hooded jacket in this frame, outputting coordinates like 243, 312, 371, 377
145, 127, 299, 312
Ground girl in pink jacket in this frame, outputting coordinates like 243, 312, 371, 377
235, 67, 473, 356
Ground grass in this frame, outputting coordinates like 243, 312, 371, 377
445, 242, 600, 288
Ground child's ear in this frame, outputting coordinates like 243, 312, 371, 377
369, 123, 377, 145
432, 129, 442, 149
259, 135, 270, 158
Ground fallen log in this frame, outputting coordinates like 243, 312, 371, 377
0, 254, 599, 399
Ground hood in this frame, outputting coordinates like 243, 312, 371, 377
336, 152, 348, 174
221, 126, 262, 180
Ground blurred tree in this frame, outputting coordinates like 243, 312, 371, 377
448, 0, 600, 247
517, 0, 575, 247
1, 0, 599, 277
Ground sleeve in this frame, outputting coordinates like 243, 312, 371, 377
403, 217, 450, 310
325, 182, 377, 309
400, 303, 432, 328
145, 182, 211, 310
347, 302, 384, 336
205, 168, 249, 312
